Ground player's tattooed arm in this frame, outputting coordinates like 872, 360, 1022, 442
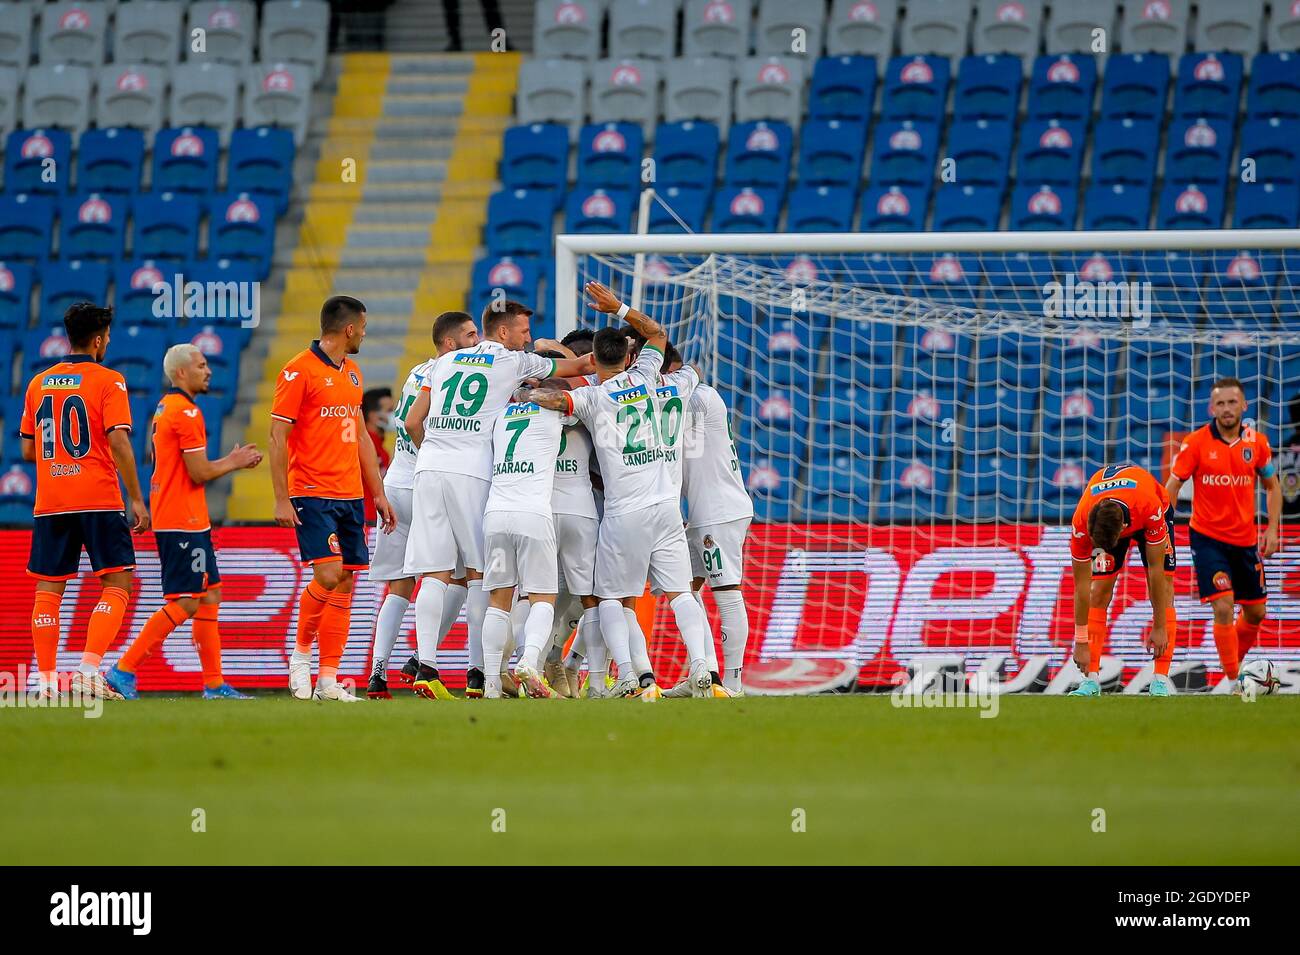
515, 387, 570, 413
405, 387, 431, 448
584, 281, 668, 353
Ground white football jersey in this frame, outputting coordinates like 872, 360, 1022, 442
383, 358, 434, 491
485, 401, 564, 516
682, 383, 753, 526
413, 341, 556, 480
552, 422, 598, 519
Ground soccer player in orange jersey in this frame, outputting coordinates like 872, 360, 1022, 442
20, 302, 149, 701
105, 344, 263, 700
1067, 463, 1176, 697
270, 295, 394, 703
1166, 377, 1282, 689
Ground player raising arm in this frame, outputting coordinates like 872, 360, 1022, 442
1068, 464, 1176, 697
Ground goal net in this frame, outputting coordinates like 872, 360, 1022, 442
555, 227, 1300, 692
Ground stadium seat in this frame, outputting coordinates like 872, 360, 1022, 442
827, 0, 897, 62
953, 54, 1021, 122
900, 0, 972, 60
21, 325, 72, 381
1027, 53, 1097, 122
899, 324, 975, 390
877, 451, 953, 521
106, 325, 166, 395
1051, 325, 1122, 393
1196, 342, 1270, 404
1239, 118, 1299, 185
804, 451, 877, 521
1248, 53, 1300, 120
945, 118, 1013, 188
114, 261, 176, 329
712, 186, 782, 232
1194, 0, 1261, 56
114, 0, 185, 65
22, 63, 92, 131
471, 255, 541, 309
193, 393, 225, 457
59, 192, 128, 261
885, 389, 956, 457
0, 193, 54, 262
209, 193, 276, 277
187, 323, 244, 381
1036, 456, 1099, 520
1092, 117, 1158, 186
1203, 250, 1277, 328
133, 191, 203, 263
485, 187, 554, 257
186, 257, 260, 330
724, 120, 793, 189
1141, 249, 1205, 326
188, 1, 257, 68
1120, 0, 1189, 58
0, 64, 17, 131
608, 0, 676, 60
576, 122, 643, 191
973, 0, 1043, 62
738, 388, 812, 464
972, 333, 1044, 388
859, 184, 928, 231
1009, 183, 1077, 230
0, 460, 36, 522
1233, 182, 1300, 230
1172, 52, 1242, 122
664, 57, 734, 136
682, 0, 752, 59
881, 55, 950, 124
1045, 0, 1116, 54
261, 0, 331, 81
38, 1, 107, 67
1099, 53, 1170, 121
228, 126, 296, 216
1083, 183, 1151, 230
932, 184, 1002, 230
797, 119, 867, 187
4, 127, 72, 194
737, 56, 807, 128
170, 63, 240, 145
1015, 119, 1085, 187
787, 185, 856, 232
76, 127, 145, 194
0, 4, 33, 70
95, 63, 166, 133
590, 58, 660, 136
653, 120, 720, 189
828, 318, 897, 383
808, 54, 877, 122
755, 0, 825, 56
981, 251, 1055, 314
1165, 118, 1233, 186
39, 260, 110, 326
151, 126, 221, 198
648, 186, 710, 232
500, 123, 568, 193
534, 0, 603, 59
870, 119, 939, 187
954, 451, 1031, 521
244, 62, 313, 147
564, 187, 634, 234
0, 260, 33, 331
912, 254, 982, 308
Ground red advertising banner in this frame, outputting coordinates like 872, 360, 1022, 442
1, 525, 1298, 690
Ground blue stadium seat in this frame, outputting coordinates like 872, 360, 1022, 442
1248, 52, 1300, 121
1050, 323, 1122, 390
208, 193, 276, 277
954, 453, 1031, 522
114, 261, 176, 330
1196, 342, 1271, 405
804, 452, 876, 521
953, 54, 1021, 122
1173, 52, 1243, 122
827, 319, 896, 390
745, 456, 793, 522
105, 325, 166, 395
817, 383, 891, 431
876, 451, 953, 521
1156, 182, 1224, 229
869, 120, 938, 188
1234, 182, 1300, 229
945, 118, 1013, 188
186, 323, 244, 386
186, 258, 261, 331
881, 55, 951, 125
0, 261, 34, 331
859, 185, 928, 231
471, 254, 540, 307
981, 252, 1055, 315
0, 194, 56, 263
787, 185, 855, 232
972, 332, 1046, 390
797, 119, 867, 187
1142, 250, 1205, 326
1016, 119, 1085, 187
1092, 118, 1159, 186
963, 384, 1038, 433
811, 420, 879, 465
1239, 118, 1299, 185
1036, 457, 1100, 521
653, 121, 720, 190
59, 193, 129, 262
564, 187, 634, 234
756, 315, 818, 387
485, 187, 553, 258
1010, 184, 1077, 230
724, 120, 794, 189
647, 186, 709, 233
712, 186, 782, 232
911, 254, 981, 308
132, 191, 202, 263
1, 396, 27, 460
809, 55, 877, 122
128, 396, 156, 459
0, 461, 37, 524
576, 122, 642, 191
1027, 54, 1097, 123
1100, 53, 1171, 121
39, 260, 110, 326
932, 185, 1002, 231
1204, 250, 1278, 329
0, 331, 12, 394
1042, 386, 1110, 462
1166, 118, 1233, 186
1277, 344, 1300, 426
21, 325, 73, 380
1083, 183, 1152, 230
76, 127, 145, 194
501, 123, 568, 192
152, 127, 221, 197
898, 326, 974, 392
846, 252, 915, 296
227, 127, 296, 216
3, 129, 72, 195
736, 388, 811, 465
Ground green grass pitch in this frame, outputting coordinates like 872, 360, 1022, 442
2, 694, 1297, 865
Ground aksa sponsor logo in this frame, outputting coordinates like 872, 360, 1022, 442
1089, 478, 1138, 494
452, 353, 495, 367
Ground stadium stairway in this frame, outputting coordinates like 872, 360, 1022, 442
226, 51, 518, 521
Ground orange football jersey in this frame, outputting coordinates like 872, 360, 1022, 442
270, 341, 365, 499
1069, 464, 1170, 561
1171, 422, 1273, 547
150, 388, 211, 532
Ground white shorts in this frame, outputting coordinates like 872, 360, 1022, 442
555, 512, 598, 597
688, 517, 751, 588
482, 511, 558, 594
369, 485, 413, 582
595, 500, 693, 598
404, 471, 488, 576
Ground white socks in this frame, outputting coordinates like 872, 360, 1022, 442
597, 599, 634, 675
371, 592, 410, 671
520, 601, 557, 671
668, 593, 709, 668
577, 606, 605, 680
414, 577, 447, 667
438, 581, 468, 643
713, 589, 749, 691
465, 579, 488, 671
624, 607, 653, 676
482, 606, 511, 689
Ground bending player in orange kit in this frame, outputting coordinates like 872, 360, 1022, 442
1067, 464, 1176, 697
105, 344, 263, 699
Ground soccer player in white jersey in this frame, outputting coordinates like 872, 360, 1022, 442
520, 282, 716, 700
366, 311, 479, 699
402, 301, 594, 700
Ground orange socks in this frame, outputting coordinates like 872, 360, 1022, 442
1212, 621, 1239, 680
31, 590, 61, 684
1086, 606, 1107, 673
118, 601, 190, 674
296, 580, 331, 654
317, 588, 353, 681
193, 604, 223, 689
1154, 606, 1177, 676
1235, 618, 1261, 669
83, 586, 130, 668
